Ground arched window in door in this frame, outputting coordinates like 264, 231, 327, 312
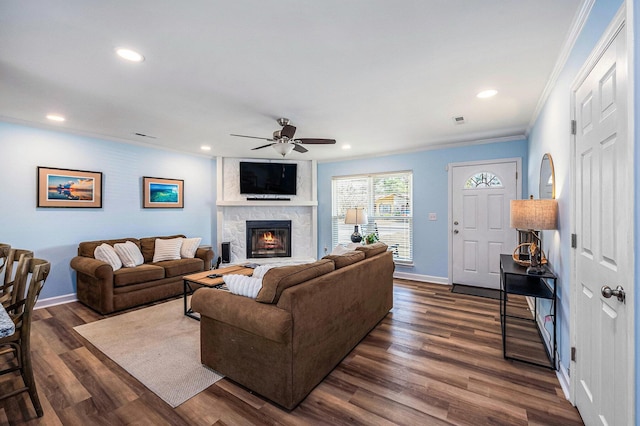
464, 172, 503, 188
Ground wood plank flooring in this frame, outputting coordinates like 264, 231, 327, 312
0, 280, 583, 425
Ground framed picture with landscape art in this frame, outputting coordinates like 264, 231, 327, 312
142, 176, 184, 208
37, 166, 103, 208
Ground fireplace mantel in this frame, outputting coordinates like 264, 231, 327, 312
216, 157, 318, 264
217, 200, 317, 207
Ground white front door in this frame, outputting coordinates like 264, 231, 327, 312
450, 160, 519, 289
572, 16, 633, 426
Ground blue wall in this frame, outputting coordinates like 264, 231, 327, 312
528, 0, 632, 412
634, 0, 640, 418
0, 121, 216, 300
318, 139, 528, 279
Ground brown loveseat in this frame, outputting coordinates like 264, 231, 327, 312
71, 235, 214, 314
191, 242, 394, 409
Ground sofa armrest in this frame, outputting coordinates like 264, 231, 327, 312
70, 256, 113, 279
70, 256, 116, 314
191, 288, 291, 343
195, 248, 214, 268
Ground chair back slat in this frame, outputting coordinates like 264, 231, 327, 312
0, 244, 10, 277
1, 249, 34, 309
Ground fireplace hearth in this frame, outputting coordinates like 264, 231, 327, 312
246, 220, 292, 259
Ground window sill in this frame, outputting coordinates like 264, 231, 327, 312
393, 260, 414, 267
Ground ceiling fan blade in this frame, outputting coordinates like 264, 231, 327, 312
230, 133, 274, 142
251, 143, 275, 150
280, 124, 296, 139
295, 138, 337, 144
292, 144, 308, 153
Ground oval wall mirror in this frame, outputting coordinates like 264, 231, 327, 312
539, 153, 555, 199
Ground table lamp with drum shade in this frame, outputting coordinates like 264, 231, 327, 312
510, 196, 558, 274
344, 208, 368, 243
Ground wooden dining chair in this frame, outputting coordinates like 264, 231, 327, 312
0, 249, 34, 309
0, 258, 50, 417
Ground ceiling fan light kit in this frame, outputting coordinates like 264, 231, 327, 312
231, 117, 336, 157
273, 143, 295, 157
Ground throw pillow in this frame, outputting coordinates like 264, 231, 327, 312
224, 274, 263, 299
153, 237, 183, 262
180, 237, 202, 259
94, 243, 122, 271
330, 244, 350, 256
114, 241, 145, 268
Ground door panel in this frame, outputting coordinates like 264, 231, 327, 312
451, 162, 517, 289
573, 23, 631, 426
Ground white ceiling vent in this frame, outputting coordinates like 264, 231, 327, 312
452, 116, 466, 125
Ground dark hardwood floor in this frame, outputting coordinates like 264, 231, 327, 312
0, 280, 583, 425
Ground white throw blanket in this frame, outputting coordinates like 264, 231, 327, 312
223, 274, 263, 299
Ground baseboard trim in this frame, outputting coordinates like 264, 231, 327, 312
557, 360, 571, 401
393, 271, 448, 285
35, 293, 77, 310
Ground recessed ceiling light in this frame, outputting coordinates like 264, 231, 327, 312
115, 47, 145, 62
342, 144, 351, 150
477, 89, 498, 99
200, 145, 211, 151
46, 114, 65, 122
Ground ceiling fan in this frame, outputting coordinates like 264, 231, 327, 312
230, 118, 336, 157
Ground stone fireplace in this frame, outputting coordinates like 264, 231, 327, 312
246, 220, 292, 259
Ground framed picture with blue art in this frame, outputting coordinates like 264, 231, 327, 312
37, 166, 103, 208
142, 176, 184, 208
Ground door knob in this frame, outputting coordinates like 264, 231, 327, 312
454, 221, 459, 225
601, 285, 625, 303
453, 229, 459, 234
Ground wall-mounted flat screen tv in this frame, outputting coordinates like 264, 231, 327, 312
239, 162, 297, 195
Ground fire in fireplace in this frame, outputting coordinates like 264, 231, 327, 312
246, 220, 292, 259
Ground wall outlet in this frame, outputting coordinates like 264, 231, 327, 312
428, 213, 437, 221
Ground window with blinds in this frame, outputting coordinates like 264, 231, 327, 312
331, 171, 413, 263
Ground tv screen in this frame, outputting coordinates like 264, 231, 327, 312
240, 162, 297, 195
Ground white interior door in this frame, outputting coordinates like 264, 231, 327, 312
572, 18, 633, 426
451, 160, 518, 289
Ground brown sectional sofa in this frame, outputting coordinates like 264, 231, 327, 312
191, 242, 394, 409
71, 234, 214, 314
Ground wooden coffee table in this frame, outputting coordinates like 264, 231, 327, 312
183, 265, 254, 320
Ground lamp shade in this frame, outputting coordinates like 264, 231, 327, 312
272, 143, 294, 157
344, 208, 368, 225
510, 199, 558, 230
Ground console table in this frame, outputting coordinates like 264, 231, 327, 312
500, 254, 557, 369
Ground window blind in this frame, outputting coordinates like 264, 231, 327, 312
331, 171, 413, 262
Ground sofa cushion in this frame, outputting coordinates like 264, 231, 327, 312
94, 243, 122, 271
322, 250, 365, 269
181, 237, 202, 258
113, 264, 165, 287
114, 241, 145, 268
256, 259, 335, 304
154, 258, 204, 278
79, 238, 140, 258
355, 242, 388, 258
140, 235, 186, 263
153, 238, 183, 262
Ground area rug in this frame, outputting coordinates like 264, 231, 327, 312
73, 298, 223, 407
451, 283, 501, 300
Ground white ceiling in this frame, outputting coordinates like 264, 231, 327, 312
0, 0, 583, 161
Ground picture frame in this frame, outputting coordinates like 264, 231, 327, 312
37, 166, 103, 208
142, 176, 184, 208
